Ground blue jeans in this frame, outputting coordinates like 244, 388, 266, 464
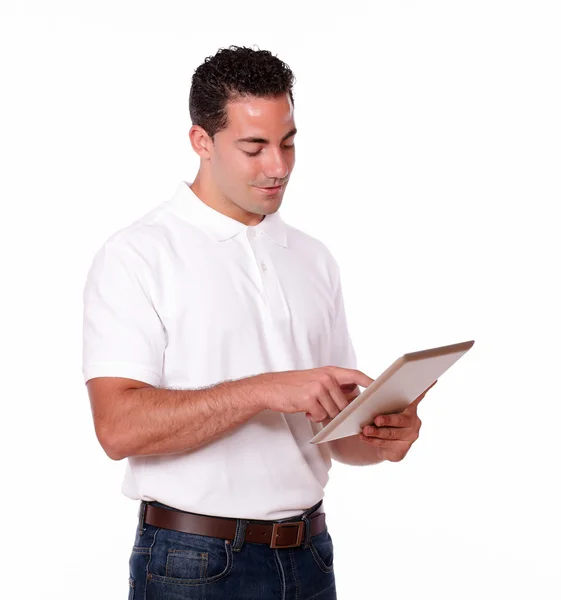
128, 500, 338, 599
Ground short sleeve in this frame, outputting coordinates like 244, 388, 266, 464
330, 262, 358, 370
82, 241, 166, 386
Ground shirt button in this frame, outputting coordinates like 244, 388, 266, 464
261, 263, 268, 271
247, 229, 256, 238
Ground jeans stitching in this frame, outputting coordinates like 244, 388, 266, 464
273, 549, 286, 600
144, 526, 158, 600
289, 547, 301, 600
309, 539, 334, 574
305, 580, 337, 600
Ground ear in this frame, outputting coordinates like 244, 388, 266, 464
189, 125, 214, 159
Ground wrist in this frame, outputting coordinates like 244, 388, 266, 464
237, 373, 271, 413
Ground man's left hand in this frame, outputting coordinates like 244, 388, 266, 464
359, 380, 438, 462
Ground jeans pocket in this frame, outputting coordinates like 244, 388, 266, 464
147, 529, 234, 586
165, 548, 209, 579
309, 530, 335, 573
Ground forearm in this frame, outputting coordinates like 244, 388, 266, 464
108, 376, 264, 460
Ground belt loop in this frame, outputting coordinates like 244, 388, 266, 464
301, 514, 312, 548
137, 501, 148, 536
301, 500, 322, 548
231, 519, 248, 553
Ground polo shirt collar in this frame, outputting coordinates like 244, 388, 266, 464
170, 181, 288, 248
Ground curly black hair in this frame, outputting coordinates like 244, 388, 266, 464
189, 45, 296, 141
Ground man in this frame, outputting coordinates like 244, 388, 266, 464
82, 45, 432, 599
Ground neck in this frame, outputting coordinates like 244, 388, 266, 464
190, 172, 264, 226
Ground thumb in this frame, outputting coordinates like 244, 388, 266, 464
408, 380, 438, 410
408, 394, 425, 411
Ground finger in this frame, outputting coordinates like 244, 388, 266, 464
363, 425, 419, 442
311, 377, 358, 423
358, 435, 400, 448
414, 380, 438, 401
358, 436, 409, 462
406, 381, 438, 411
326, 379, 351, 414
316, 388, 342, 421
308, 402, 329, 423
374, 412, 415, 427
342, 385, 360, 402
330, 367, 375, 389
339, 383, 358, 394
408, 394, 425, 411
338, 383, 360, 402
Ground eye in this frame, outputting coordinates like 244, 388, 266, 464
243, 144, 295, 158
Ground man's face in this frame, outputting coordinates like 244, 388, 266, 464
207, 93, 296, 220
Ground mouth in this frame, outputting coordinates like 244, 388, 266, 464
254, 183, 285, 195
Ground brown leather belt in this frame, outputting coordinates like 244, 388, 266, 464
143, 502, 326, 549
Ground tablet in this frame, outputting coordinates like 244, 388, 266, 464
309, 339, 475, 444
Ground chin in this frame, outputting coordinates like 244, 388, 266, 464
262, 197, 283, 211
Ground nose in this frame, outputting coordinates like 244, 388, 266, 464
263, 147, 290, 180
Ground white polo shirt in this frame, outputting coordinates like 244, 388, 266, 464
82, 181, 357, 520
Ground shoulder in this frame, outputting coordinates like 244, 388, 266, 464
283, 222, 341, 279
91, 206, 175, 268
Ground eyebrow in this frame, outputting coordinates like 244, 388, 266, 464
235, 128, 297, 144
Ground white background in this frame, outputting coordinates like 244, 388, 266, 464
1, 1, 559, 598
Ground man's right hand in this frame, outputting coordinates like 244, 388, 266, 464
249, 366, 375, 423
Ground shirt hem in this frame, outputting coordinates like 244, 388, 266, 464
82, 362, 161, 386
